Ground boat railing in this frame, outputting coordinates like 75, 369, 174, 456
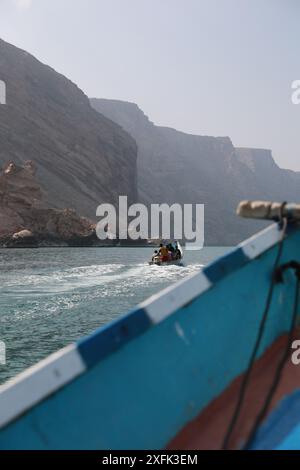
237, 200, 300, 221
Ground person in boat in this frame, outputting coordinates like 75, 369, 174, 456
167, 243, 174, 252
167, 243, 175, 260
159, 243, 169, 262
174, 242, 182, 260
152, 250, 159, 262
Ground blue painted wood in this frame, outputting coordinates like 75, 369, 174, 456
249, 389, 300, 450
0, 224, 299, 449
203, 247, 249, 283
77, 307, 151, 369
276, 422, 300, 449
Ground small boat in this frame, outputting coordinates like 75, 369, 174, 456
149, 258, 183, 266
148, 241, 184, 266
0, 201, 300, 450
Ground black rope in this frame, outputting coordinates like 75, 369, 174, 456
243, 265, 300, 449
222, 215, 288, 450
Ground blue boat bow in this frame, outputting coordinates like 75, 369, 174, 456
0, 201, 299, 450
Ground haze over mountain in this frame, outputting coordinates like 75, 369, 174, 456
1, 36, 299, 246
91, 99, 300, 245
0, 38, 137, 223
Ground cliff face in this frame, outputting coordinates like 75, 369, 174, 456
0, 39, 138, 222
235, 148, 300, 201
90, 99, 300, 245
1, 36, 298, 246
0, 161, 100, 247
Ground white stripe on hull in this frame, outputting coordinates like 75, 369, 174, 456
0, 345, 86, 428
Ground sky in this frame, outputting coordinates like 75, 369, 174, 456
0, 0, 299, 171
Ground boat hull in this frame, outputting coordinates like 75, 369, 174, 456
148, 259, 183, 266
0, 222, 299, 449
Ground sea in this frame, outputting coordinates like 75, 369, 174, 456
0, 247, 230, 384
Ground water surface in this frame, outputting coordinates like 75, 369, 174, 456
0, 247, 230, 384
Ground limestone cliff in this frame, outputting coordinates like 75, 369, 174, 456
91, 98, 300, 245
0, 161, 101, 247
0, 39, 138, 222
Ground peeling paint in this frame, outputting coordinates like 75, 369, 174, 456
175, 322, 190, 346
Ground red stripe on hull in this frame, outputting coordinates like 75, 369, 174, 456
167, 328, 300, 450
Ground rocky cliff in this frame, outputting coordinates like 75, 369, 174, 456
0, 161, 101, 247
90, 98, 300, 245
0, 39, 138, 222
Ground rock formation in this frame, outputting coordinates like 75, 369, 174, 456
91, 99, 300, 245
1, 36, 299, 246
0, 38, 138, 223
0, 161, 102, 247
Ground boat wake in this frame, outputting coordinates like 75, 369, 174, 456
0, 247, 222, 384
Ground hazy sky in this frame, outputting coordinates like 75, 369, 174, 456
0, 0, 299, 170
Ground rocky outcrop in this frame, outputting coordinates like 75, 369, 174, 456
91, 99, 300, 245
0, 161, 104, 247
1, 36, 298, 246
0, 38, 138, 222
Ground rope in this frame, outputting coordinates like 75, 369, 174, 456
243, 263, 300, 449
222, 212, 288, 450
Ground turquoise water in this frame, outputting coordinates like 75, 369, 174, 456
0, 247, 229, 384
